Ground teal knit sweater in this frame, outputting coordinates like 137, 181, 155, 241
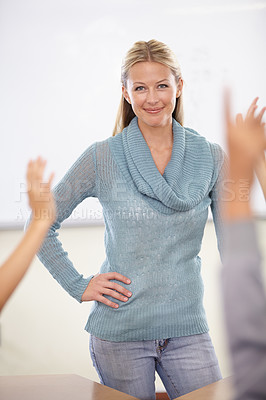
38, 117, 226, 341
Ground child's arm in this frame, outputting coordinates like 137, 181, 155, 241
255, 153, 266, 200
221, 95, 266, 399
222, 97, 266, 220
246, 97, 266, 201
0, 157, 55, 311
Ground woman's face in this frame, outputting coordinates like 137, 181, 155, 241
122, 61, 183, 131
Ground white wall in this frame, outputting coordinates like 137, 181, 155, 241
1, 0, 266, 228
1, 220, 265, 391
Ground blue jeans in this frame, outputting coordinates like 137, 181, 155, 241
89, 332, 222, 400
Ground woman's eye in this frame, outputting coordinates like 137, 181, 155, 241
135, 86, 145, 91
158, 84, 168, 88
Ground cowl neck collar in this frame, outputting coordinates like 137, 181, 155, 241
109, 117, 214, 214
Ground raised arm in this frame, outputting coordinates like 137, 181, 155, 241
255, 152, 266, 200
0, 157, 56, 311
248, 98, 266, 200
223, 96, 266, 220
221, 94, 266, 400
233, 97, 266, 202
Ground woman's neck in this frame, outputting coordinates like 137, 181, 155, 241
138, 121, 173, 151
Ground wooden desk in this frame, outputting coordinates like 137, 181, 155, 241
176, 377, 233, 400
0, 374, 233, 400
0, 374, 139, 400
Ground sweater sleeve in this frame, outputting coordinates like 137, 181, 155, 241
36, 143, 98, 303
209, 143, 228, 259
221, 220, 266, 400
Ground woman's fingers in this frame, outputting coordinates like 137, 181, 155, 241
98, 273, 132, 298
108, 281, 132, 297
96, 294, 120, 309
96, 286, 131, 309
82, 272, 132, 308
102, 288, 130, 302
105, 271, 131, 284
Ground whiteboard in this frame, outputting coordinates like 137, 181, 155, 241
1, 0, 265, 229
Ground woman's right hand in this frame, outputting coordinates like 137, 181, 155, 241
81, 272, 132, 308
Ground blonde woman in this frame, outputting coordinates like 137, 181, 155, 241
36, 40, 234, 399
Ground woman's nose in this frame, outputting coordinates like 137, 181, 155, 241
146, 89, 159, 104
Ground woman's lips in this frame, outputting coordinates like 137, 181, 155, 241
144, 108, 163, 114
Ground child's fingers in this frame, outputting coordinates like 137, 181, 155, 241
26, 159, 33, 181
34, 157, 47, 180
224, 88, 232, 127
26, 157, 52, 195
246, 105, 258, 123
31, 158, 47, 183
236, 113, 244, 125
256, 107, 266, 124
246, 97, 259, 119
47, 172, 55, 188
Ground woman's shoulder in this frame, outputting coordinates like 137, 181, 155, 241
94, 132, 123, 148
183, 124, 226, 162
183, 126, 201, 137
178, 123, 227, 178
83, 136, 117, 157
85, 134, 125, 169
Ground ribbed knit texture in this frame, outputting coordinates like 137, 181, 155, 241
38, 117, 226, 341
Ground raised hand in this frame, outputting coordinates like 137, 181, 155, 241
0, 158, 56, 311
226, 96, 266, 183
244, 98, 266, 200
27, 156, 56, 225
223, 93, 266, 220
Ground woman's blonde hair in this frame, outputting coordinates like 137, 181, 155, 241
113, 39, 184, 136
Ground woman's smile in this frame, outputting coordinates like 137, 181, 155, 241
144, 107, 164, 114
